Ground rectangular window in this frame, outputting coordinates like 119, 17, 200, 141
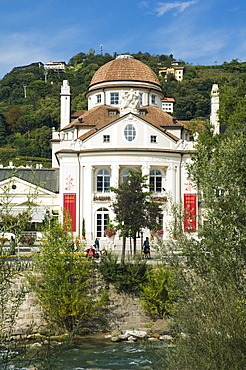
151, 94, 156, 104
103, 135, 110, 142
108, 110, 117, 116
97, 176, 103, 192
96, 94, 101, 103
156, 177, 162, 192
97, 214, 102, 236
110, 92, 119, 105
150, 177, 154, 191
151, 135, 157, 143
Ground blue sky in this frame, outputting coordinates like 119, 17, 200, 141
0, 0, 246, 78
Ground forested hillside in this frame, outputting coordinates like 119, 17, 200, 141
0, 50, 246, 167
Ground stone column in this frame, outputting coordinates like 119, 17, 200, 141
83, 165, 94, 240
141, 164, 150, 191
141, 164, 150, 177
167, 165, 177, 202
110, 164, 120, 188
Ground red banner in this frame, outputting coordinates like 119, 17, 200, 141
184, 194, 197, 232
63, 193, 76, 231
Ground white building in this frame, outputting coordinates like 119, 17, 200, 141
159, 62, 184, 82
162, 97, 175, 113
44, 61, 66, 72
0, 55, 200, 248
51, 55, 196, 244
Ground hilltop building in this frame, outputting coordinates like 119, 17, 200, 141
158, 61, 184, 82
44, 61, 66, 72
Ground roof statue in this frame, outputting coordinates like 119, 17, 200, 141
120, 89, 140, 116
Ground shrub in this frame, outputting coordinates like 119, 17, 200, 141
98, 251, 119, 284
140, 266, 178, 318
116, 255, 147, 294
99, 253, 147, 294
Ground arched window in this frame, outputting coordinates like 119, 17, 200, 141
96, 169, 110, 192
150, 169, 162, 192
96, 207, 109, 238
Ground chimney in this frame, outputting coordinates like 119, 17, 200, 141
210, 84, 219, 135
60, 80, 71, 130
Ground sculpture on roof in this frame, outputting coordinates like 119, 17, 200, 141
120, 89, 140, 115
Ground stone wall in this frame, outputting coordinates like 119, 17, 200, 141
12, 274, 45, 335
11, 277, 153, 335
105, 287, 154, 331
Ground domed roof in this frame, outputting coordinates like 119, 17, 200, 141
89, 55, 161, 89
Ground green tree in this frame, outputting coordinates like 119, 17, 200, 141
9, 126, 52, 158
15, 114, 41, 134
111, 170, 163, 259
35, 96, 60, 128
218, 84, 246, 129
6, 105, 22, 132
140, 266, 177, 318
28, 217, 108, 333
164, 124, 246, 368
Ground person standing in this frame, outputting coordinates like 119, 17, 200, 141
94, 238, 100, 251
143, 237, 151, 259
10, 236, 15, 255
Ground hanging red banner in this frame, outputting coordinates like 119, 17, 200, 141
63, 193, 76, 231
184, 193, 197, 232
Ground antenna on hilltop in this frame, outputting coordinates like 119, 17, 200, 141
100, 44, 103, 55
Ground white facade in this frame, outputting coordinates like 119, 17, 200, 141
162, 98, 175, 113
51, 55, 196, 245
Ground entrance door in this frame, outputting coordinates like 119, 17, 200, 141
96, 207, 109, 238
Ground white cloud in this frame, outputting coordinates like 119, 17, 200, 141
155, 1, 198, 16
150, 15, 245, 66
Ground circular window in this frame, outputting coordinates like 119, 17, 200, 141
124, 124, 136, 142
12, 185, 17, 190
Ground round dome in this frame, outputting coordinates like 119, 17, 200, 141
89, 55, 161, 89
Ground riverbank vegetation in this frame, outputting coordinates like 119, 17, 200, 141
160, 114, 246, 368
28, 216, 109, 334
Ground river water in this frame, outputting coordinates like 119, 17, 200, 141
2, 340, 169, 369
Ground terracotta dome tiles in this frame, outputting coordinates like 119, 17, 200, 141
89, 57, 161, 88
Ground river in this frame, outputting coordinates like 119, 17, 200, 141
2, 340, 170, 369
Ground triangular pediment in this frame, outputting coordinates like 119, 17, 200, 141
76, 111, 180, 151
0, 176, 56, 196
